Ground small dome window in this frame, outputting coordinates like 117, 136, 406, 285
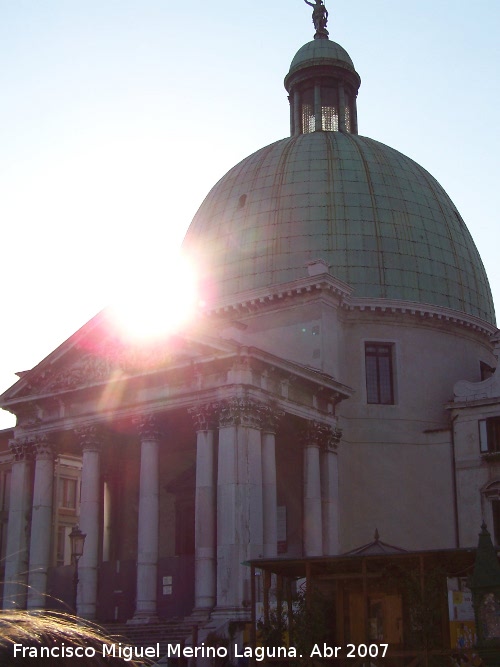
238, 194, 247, 209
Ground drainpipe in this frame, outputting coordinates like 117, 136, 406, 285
450, 414, 460, 548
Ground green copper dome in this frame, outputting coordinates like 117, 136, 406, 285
288, 39, 356, 77
184, 131, 495, 324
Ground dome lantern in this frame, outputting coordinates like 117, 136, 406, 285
285, 2, 361, 135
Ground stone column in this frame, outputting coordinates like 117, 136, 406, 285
338, 82, 346, 132
133, 415, 160, 621
314, 81, 322, 131
321, 426, 342, 555
293, 91, 301, 136
216, 398, 264, 614
352, 94, 358, 134
75, 425, 103, 619
261, 407, 283, 558
189, 404, 217, 611
3, 438, 33, 609
302, 422, 324, 557
27, 436, 55, 610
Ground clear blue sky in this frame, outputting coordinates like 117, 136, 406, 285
0, 0, 499, 428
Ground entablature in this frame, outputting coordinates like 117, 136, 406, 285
1, 333, 352, 432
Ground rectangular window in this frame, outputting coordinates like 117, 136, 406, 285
321, 106, 338, 131
345, 105, 352, 133
56, 525, 68, 566
1, 471, 10, 512
58, 477, 77, 510
479, 417, 500, 455
302, 103, 315, 134
365, 343, 395, 405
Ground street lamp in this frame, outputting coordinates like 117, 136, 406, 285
69, 524, 86, 614
469, 522, 500, 666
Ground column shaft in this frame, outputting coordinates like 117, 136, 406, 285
314, 82, 322, 131
262, 431, 277, 558
303, 443, 322, 556
321, 448, 340, 555
338, 82, 346, 132
216, 398, 264, 614
195, 428, 216, 609
293, 91, 301, 135
134, 416, 160, 621
77, 428, 102, 619
27, 438, 55, 610
3, 441, 32, 609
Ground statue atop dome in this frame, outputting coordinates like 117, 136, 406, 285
304, 0, 329, 39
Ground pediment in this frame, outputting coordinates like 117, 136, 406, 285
1, 310, 239, 404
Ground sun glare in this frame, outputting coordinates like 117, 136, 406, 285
109, 252, 200, 342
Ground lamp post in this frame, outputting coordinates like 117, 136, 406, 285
69, 524, 86, 614
469, 522, 500, 666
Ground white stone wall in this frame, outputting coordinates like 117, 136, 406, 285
453, 405, 500, 547
224, 295, 495, 553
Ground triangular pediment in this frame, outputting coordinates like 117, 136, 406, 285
0, 309, 240, 405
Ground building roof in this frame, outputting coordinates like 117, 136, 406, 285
343, 529, 409, 556
184, 130, 495, 324
287, 38, 356, 76
247, 547, 481, 579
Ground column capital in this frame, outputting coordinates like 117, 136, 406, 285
75, 424, 105, 453
9, 438, 33, 462
32, 435, 55, 461
328, 426, 343, 451
188, 403, 219, 432
301, 421, 342, 452
219, 397, 266, 429
259, 405, 284, 434
134, 414, 161, 441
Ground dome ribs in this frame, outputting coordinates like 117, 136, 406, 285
183, 133, 495, 326
346, 134, 388, 298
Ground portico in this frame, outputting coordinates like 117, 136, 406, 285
0, 320, 351, 622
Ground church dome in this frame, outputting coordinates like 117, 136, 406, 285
184, 131, 495, 324
183, 18, 495, 326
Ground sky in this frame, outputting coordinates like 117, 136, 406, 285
0, 0, 499, 429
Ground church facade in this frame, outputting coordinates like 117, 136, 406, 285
0, 8, 498, 631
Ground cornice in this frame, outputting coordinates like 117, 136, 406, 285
203, 273, 353, 317
201, 275, 497, 338
344, 297, 497, 336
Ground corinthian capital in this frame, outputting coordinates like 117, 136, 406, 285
9, 438, 33, 462
328, 426, 342, 451
259, 404, 284, 434
74, 424, 105, 453
219, 397, 265, 429
134, 414, 161, 441
188, 403, 219, 432
301, 421, 342, 452
32, 435, 55, 461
